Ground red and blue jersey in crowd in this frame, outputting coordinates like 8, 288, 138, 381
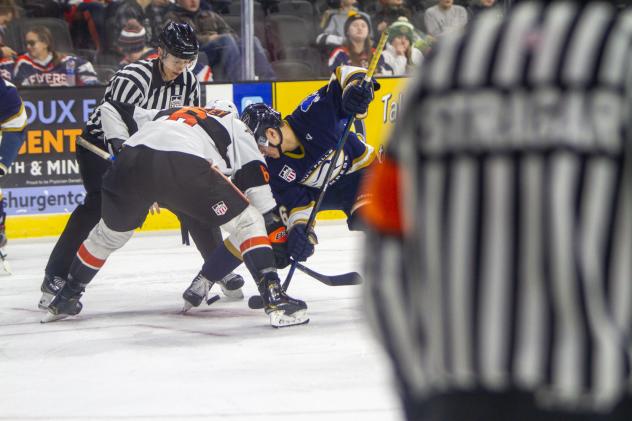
13, 53, 99, 87
328, 46, 392, 75
266, 65, 377, 227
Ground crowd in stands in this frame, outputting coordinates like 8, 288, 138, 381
12, 0, 625, 86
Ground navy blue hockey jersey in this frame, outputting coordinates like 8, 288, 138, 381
267, 66, 376, 227
0, 57, 13, 82
0, 77, 27, 132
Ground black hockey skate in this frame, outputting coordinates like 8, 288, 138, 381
41, 281, 84, 323
181, 272, 245, 313
257, 272, 309, 328
0, 223, 11, 275
38, 274, 66, 310
216, 272, 245, 299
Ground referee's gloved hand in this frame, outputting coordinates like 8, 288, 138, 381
287, 223, 317, 262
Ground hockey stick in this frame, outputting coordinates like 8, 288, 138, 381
76, 136, 115, 161
295, 262, 363, 286
281, 29, 389, 292
247, 263, 363, 309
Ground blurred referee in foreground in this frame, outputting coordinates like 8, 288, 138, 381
362, 0, 632, 420
39, 22, 243, 309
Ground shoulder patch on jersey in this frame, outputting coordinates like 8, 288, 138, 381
300, 92, 320, 112
279, 165, 297, 182
170, 95, 183, 108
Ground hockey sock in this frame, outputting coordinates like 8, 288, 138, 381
0, 191, 6, 231
69, 244, 106, 286
242, 246, 277, 282
200, 244, 242, 281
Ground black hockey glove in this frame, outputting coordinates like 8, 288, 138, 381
341, 80, 376, 118
264, 208, 291, 269
107, 137, 125, 156
287, 223, 317, 262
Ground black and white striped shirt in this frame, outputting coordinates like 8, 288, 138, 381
85, 58, 200, 145
365, 1, 632, 413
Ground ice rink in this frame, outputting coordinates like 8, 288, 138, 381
0, 221, 400, 420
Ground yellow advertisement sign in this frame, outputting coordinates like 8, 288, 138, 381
272, 77, 409, 149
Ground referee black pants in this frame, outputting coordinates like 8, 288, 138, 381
404, 390, 632, 421
44, 141, 224, 278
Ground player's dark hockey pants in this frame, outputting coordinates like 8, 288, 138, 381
44, 142, 223, 279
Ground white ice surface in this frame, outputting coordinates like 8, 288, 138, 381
0, 221, 401, 420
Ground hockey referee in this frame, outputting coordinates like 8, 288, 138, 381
39, 22, 243, 309
362, 1, 632, 420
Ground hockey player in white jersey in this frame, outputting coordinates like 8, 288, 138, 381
43, 101, 308, 328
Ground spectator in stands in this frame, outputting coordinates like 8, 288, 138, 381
0, 0, 17, 60
381, 17, 422, 76
117, 19, 213, 81
372, 0, 414, 35
164, 0, 275, 81
467, 0, 503, 20
328, 11, 391, 75
13, 26, 99, 87
106, 0, 164, 54
0, 0, 16, 80
117, 19, 159, 67
147, 0, 171, 39
316, 0, 372, 52
424, 0, 468, 38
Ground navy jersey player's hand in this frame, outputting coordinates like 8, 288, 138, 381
287, 223, 317, 262
342, 81, 374, 117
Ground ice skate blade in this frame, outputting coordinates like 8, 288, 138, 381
0, 250, 11, 275
38, 292, 54, 310
40, 312, 71, 323
181, 300, 195, 314
269, 309, 309, 328
219, 286, 244, 300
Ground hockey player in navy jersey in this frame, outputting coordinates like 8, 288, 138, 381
242, 65, 378, 262
180, 65, 378, 309
0, 77, 28, 264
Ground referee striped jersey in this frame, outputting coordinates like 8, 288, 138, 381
85, 58, 200, 145
364, 1, 632, 413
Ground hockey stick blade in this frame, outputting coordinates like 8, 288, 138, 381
248, 265, 363, 309
295, 263, 362, 286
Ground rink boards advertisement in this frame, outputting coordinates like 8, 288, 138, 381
7, 77, 406, 237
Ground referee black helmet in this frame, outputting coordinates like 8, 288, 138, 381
159, 22, 199, 60
241, 103, 282, 147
